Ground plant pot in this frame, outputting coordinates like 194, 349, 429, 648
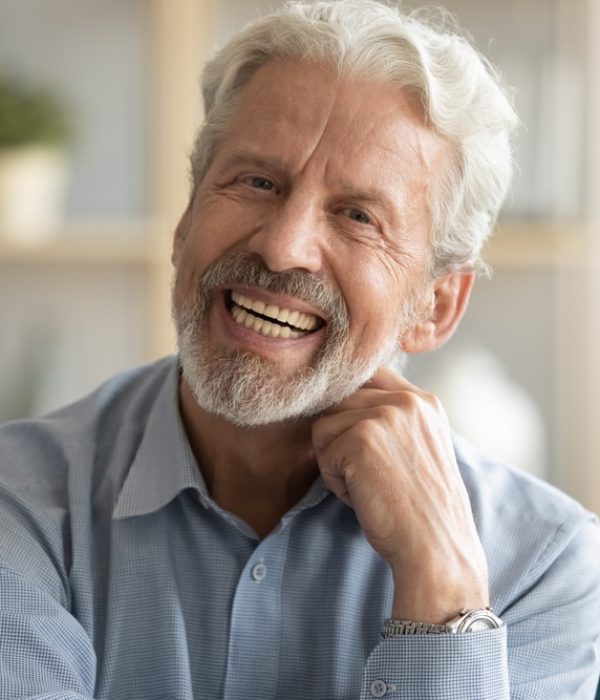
0, 145, 69, 245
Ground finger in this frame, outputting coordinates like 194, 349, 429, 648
312, 407, 378, 452
323, 387, 391, 414
323, 381, 439, 417
364, 365, 424, 393
319, 466, 354, 508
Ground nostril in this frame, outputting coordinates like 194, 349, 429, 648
245, 220, 322, 274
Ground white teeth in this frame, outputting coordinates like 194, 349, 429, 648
231, 306, 305, 338
278, 308, 290, 324
230, 290, 321, 333
230, 300, 305, 339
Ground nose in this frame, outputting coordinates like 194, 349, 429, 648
245, 193, 324, 274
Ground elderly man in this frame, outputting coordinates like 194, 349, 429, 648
0, 1, 599, 698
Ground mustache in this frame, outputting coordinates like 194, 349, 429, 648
198, 252, 349, 325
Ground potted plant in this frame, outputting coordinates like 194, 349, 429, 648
0, 76, 72, 243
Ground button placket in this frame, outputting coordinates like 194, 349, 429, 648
223, 527, 292, 700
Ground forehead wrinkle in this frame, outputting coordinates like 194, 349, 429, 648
289, 74, 346, 183
228, 61, 348, 183
319, 84, 442, 190
360, 103, 442, 174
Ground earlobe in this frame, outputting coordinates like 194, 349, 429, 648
400, 271, 474, 354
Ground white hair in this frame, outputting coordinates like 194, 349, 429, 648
190, 0, 518, 276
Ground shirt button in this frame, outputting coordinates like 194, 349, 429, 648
251, 562, 267, 582
370, 679, 388, 697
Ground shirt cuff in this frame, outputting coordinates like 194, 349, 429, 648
361, 627, 508, 699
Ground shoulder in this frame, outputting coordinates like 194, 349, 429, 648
0, 356, 177, 483
0, 357, 177, 536
0, 357, 179, 592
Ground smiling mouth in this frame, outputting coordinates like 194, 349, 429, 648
227, 290, 325, 339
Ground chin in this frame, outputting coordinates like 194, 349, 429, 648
179, 327, 400, 428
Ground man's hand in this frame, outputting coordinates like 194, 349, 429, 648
312, 366, 490, 623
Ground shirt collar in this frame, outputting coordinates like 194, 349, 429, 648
112, 357, 332, 523
113, 360, 207, 519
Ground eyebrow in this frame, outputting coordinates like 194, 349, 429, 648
337, 186, 398, 214
329, 175, 404, 226
214, 151, 289, 181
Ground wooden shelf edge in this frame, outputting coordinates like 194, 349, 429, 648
0, 220, 172, 266
485, 221, 588, 268
0, 219, 594, 270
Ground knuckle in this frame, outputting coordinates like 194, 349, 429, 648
353, 418, 375, 442
376, 404, 397, 422
354, 416, 387, 450
423, 391, 442, 409
396, 388, 443, 416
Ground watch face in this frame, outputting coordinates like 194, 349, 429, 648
460, 610, 503, 632
466, 617, 497, 632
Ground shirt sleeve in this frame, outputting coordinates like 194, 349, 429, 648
359, 517, 600, 700
0, 566, 97, 699
0, 427, 98, 699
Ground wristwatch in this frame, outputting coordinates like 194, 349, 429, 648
382, 608, 504, 637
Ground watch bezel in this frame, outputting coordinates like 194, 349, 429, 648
445, 608, 504, 633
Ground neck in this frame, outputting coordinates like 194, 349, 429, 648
179, 379, 320, 538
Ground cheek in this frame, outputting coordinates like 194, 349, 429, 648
174, 220, 233, 290
340, 245, 430, 355
185, 204, 259, 271
342, 265, 405, 343
171, 258, 195, 317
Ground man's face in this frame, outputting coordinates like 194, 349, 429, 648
172, 61, 448, 426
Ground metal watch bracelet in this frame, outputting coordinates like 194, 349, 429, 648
382, 608, 504, 637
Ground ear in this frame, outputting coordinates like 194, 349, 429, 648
400, 271, 474, 354
171, 200, 194, 267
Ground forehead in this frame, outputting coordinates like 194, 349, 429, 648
219, 60, 447, 191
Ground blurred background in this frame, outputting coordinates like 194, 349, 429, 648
0, 0, 599, 515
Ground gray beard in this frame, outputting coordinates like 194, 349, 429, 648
173, 253, 407, 427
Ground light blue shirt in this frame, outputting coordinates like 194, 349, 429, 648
0, 356, 599, 699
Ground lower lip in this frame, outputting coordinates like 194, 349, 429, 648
216, 292, 326, 352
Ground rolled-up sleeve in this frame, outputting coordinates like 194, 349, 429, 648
359, 517, 600, 699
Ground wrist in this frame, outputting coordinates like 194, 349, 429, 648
391, 566, 489, 624
390, 593, 490, 625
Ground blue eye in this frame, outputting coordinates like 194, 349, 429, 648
249, 176, 275, 190
344, 208, 371, 225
